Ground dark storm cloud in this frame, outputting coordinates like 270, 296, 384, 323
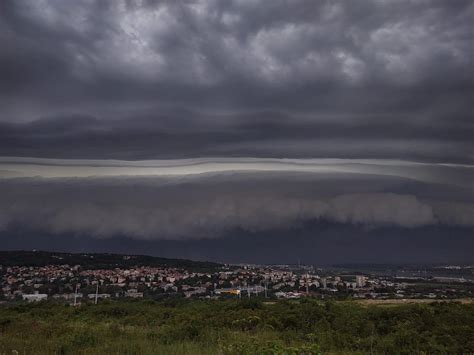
0, 172, 473, 240
0, 0, 473, 161
0, 111, 472, 162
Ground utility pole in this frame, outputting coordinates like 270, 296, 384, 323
73, 284, 79, 306
94, 282, 99, 305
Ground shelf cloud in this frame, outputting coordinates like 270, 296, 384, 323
1, 161, 473, 239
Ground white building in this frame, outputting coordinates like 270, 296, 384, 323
22, 293, 48, 302
87, 293, 111, 299
53, 293, 83, 300
356, 275, 366, 288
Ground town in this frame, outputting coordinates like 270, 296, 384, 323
1, 255, 473, 303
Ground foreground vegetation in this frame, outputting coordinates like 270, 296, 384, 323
0, 299, 473, 354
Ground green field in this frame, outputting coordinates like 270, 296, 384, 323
0, 299, 473, 354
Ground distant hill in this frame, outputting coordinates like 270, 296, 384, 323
0, 250, 222, 271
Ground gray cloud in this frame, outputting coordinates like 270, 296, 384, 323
1, 1, 473, 252
1, 157, 473, 188
0, 172, 472, 239
0, 0, 472, 162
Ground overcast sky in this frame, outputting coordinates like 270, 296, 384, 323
0, 0, 473, 261
1, 0, 472, 161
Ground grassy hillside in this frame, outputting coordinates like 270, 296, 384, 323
0, 299, 473, 354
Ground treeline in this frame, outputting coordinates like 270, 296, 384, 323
0, 299, 473, 354
0, 250, 221, 272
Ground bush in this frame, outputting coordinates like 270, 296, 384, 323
0, 299, 472, 354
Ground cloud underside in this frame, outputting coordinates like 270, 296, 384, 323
0, 0, 473, 162
1, 171, 473, 239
